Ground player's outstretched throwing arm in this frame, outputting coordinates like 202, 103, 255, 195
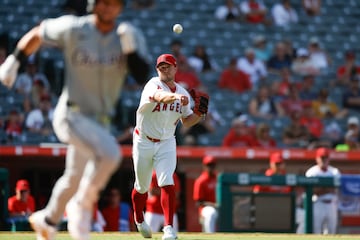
153, 91, 189, 105
0, 26, 42, 88
152, 89, 205, 128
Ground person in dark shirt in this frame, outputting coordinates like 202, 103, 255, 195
342, 77, 360, 111
267, 42, 292, 74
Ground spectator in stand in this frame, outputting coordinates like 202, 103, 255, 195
291, 48, 320, 76
188, 44, 219, 73
283, 39, 297, 60
248, 85, 284, 119
253, 123, 277, 148
218, 57, 252, 93
312, 88, 348, 119
302, 0, 321, 16
193, 155, 218, 233
332, 116, 360, 151
335, 50, 360, 87
252, 35, 273, 63
271, 0, 298, 27
175, 59, 203, 91
298, 75, 317, 100
276, 68, 298, 97
62, 0, 87, 16
237, 48, 267, 87
4, 109, 24, 142
14, 55, 50, 96
240, 0, 271, 25
282, 110, 312, 148
346, 116, 360, 142
342, 77, 360, 111
267, 42, 292, 74
281, 83, 306, 115
170, 40, 204, 91
180, 104, 222, 146
222, 115, 257, 147
299, 101, 323, 141
307, 37, 331, 73
145, 171, 181, 233
269, 81, 285, 104
214, 0, 242, 22
8, 179, 35, 224
100, 187, 134, 231
170, 39, 187, 65
253, 152, 291, 193
335, 130, 360, 151
322, 121, 343, 148
25, 94, 54, 136
30, 79, 51, 110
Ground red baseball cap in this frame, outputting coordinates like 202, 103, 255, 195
16, 179, 30, 191
156, 54, 177, 67
270, 152, 283, 164
202, 155, 216, 165
316, 147, 330, 158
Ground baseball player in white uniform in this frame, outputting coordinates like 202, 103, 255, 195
0, 0, 149, 239
305, 147, 341, 234
131, 53, 209, 240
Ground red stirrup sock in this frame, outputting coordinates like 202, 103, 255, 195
131, 188, 148, 223
161, 185, 175, 226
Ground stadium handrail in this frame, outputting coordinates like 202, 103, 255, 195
1, 145, 360, 161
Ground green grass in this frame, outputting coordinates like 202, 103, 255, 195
0, 232, 360, 240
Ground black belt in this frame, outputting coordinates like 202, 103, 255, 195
320, 199, 332, 204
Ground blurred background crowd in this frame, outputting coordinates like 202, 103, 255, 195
1, 0, 360, 151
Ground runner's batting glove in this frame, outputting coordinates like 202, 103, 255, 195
117, 22, 137, 55
0, 55, 20, 88
189, 89, 209, 117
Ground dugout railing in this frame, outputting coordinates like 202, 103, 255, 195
217, 173, 340, 233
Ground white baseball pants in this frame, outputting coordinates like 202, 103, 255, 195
200, 206, 218, 233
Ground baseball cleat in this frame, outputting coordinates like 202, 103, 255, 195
66, 199, 91, 240
29, 210, 57, 240
162, 225, 177, 240
136, 221, 152, 238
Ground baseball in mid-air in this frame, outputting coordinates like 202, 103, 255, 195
173, 24, 183, 34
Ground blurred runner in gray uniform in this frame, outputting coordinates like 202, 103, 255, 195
0, 0, 149, 239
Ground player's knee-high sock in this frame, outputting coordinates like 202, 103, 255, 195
131, 189, 148, 223
161, 185, 175, 226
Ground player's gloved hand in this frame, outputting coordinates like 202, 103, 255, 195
0, 55, 20, 88
117, 22, 137, 55
189, 89, 209, 117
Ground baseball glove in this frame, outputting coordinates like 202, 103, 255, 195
189, 89, 209, 116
